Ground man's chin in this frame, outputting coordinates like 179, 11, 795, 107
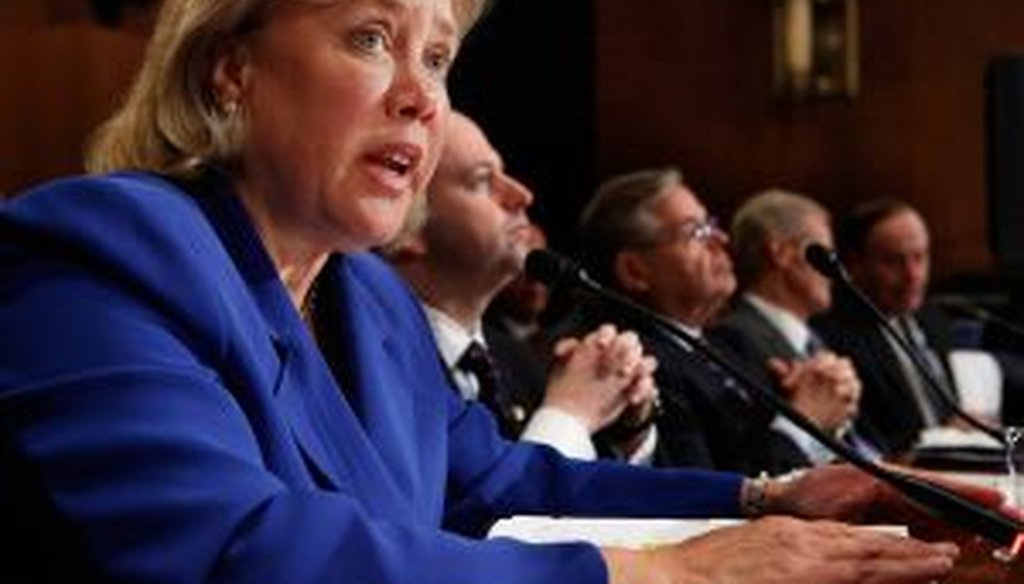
511, 246, 532, 269
889, 296, 924, 315
905, 291, 927, 311
721, 278, 738, 298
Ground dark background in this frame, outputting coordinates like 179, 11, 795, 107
449, 0, 595, 253
6, 0, 1024, 291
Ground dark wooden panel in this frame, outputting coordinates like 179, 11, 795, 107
0, 25, 145, 196
594, 0, 1024, 279
5, 0, 1024, 281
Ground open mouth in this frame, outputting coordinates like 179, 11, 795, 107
380, 151, 413, 176
368, 144, 422, 180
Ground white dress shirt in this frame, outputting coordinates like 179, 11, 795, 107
744, 294, 837, 464
422, 305, 597, 460
422, 304, 659, 463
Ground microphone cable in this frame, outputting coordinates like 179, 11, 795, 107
804, 243, 1005, 445
935, 297, 1024, 347
526, 248, 1023, 547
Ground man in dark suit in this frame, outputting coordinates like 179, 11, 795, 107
711, 189, 875, 463
571, 169, 856, 475
385, 112, 659, 462
813, 199, 962, 456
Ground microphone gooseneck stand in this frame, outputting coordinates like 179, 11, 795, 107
938, 298, 1024, 347
525, 248, 1023, 548
803, 243, 1005, 446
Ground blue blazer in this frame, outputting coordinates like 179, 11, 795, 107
0, 172, 741, 584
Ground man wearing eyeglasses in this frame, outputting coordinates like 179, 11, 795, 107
564, 167, 854, 474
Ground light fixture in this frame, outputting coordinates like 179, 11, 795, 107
772, 0, 859, 101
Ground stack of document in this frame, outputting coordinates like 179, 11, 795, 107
488, 516, 906, 549
912, 427, 1008, 472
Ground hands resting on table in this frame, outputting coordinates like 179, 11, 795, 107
603, 463, 1014, 584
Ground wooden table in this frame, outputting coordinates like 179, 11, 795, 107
907, 470, 1024, 583
947, 540, 1023, 583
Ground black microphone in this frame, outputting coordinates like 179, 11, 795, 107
525, 248, 1023, 547
804, 243, 1005, 444
804, 243, 848, 281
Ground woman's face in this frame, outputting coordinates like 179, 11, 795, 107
221, 0, 459, 256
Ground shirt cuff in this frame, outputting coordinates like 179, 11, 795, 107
521, 407, 597, 460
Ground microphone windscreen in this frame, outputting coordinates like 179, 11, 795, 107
804, 243, 845, 280
524, 249, 573, 286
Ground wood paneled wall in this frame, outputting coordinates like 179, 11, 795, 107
595, 0, 1024, 279
4, 1, 1024, 281
0, 17, 146, 195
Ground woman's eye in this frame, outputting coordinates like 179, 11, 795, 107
424, 48, 453, 77
350, 27, 389, 54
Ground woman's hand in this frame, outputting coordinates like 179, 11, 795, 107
603, 516, 958, 584
764, 463, 1010, 545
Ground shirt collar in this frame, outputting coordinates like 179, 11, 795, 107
422, 304, 485, 368
676, 321, 703, 339
744, 293, 811, 353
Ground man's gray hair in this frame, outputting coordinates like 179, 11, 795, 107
730, 188, 828, 288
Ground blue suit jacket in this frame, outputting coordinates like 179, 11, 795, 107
0, 172, 741, 584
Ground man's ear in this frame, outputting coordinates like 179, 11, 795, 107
210, 40, 251, 110
613, 250, 652, 293
766, 238, 793, 270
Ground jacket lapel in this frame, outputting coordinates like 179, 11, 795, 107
324, 259, 422, 501
185, 172, 402, 503
735, 300, 801, 360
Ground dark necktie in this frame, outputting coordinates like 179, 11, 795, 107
896, 315, 956, 424
803, 330, 825, 357
456, 341, 508, 421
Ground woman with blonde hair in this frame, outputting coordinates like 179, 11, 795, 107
0, 0, 990, 582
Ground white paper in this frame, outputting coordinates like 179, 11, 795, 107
949, 349, 1003, 420
488, 516, 906, 550
918, 426, 1004, 450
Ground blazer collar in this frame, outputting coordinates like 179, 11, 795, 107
180, 171, 425, 515
173, 172, 360, 489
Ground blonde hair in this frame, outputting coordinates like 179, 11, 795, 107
86, 0, 490, 177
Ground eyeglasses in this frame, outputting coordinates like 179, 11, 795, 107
648, 216, 722, 247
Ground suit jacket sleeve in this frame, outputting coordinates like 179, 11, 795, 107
0, 173, 743, 584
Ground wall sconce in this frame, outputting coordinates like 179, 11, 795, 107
773, 0, 859, 101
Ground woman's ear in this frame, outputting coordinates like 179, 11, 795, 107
210, 41, 251, 111
614, 250, 652, 293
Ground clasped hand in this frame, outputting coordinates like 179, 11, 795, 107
770, 351, 862, 434
544, 324, 658, 433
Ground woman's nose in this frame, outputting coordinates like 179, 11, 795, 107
386, 63, 443, 123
